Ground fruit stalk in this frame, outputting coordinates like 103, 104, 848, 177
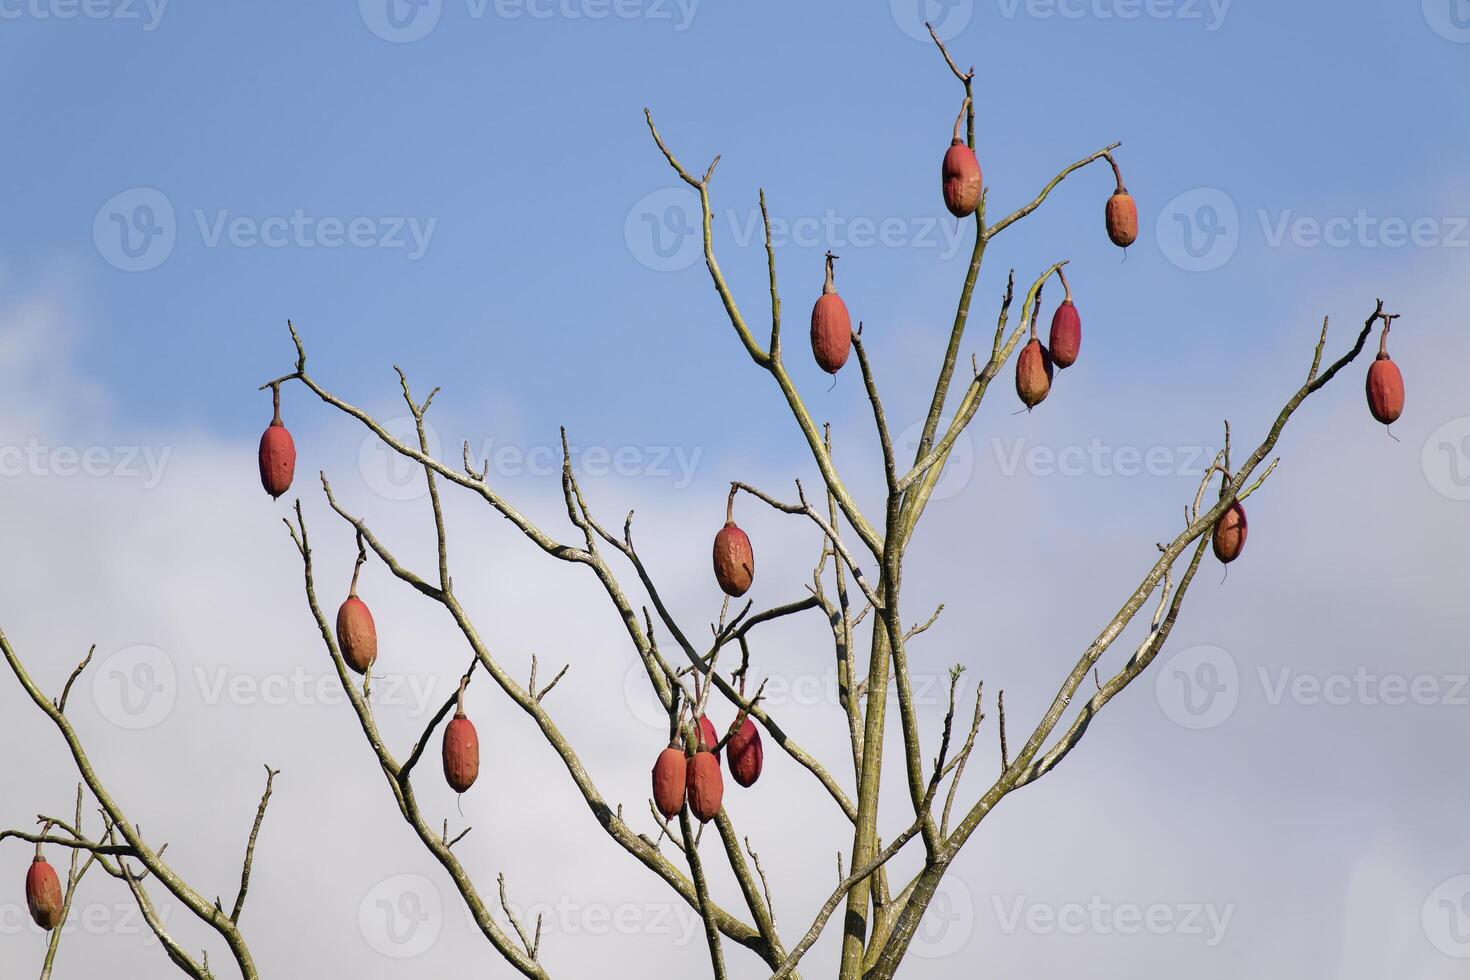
1107, 152, 1127, 194
350, 531, 365, 598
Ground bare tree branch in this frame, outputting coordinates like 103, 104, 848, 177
642, 111, 883, 559
0, 628, 261, 978
229, 765, 280, 924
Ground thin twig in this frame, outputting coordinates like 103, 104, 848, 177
229, 765, 280, 924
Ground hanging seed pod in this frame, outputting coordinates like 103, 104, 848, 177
336, 537, 377, 675
442, 676, 480, 794
685, 750, 724, 822
727, 717, 763, 788
336, 597, 377, 674
1048, 268, 1082, 369
25, 843, 63, 931
651, 745, 687, 821
941, 97, 982, 219
1212, 500, 1248, 564
810, 251, 852, 374
1104, 154, 1138, 248
258, 383, 296, 499
1365, 316, 1404, 426
697, 714, 721, 764
712, 487, 754, 598
1016, 340, 1053, 408
1015, 284, 1054, 409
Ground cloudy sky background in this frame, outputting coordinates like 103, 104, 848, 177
2, 2, 1469, 977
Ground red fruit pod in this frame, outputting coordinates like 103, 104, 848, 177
1015, 338, 1053, 409
258, 385, 296, 499
1104, 156, 1138, 248
1049, 302, 1081, 369
1365, 321, 1404, 425
810, 251, 852, 374
941, 97, 982, 219
1048, 269, 1082, 369
727, 717, 763, 788
1212, 500, 1248, 564
25, 849, 63, 931
1105, 192, 1138, 248
712, 489, 754, 598
336, 596, 378, 675
697, 714, 721, 763
1366, 356, 1404, 425
685, 750, 724, 822
442, 677, 480, 794
652, 746, 688, 821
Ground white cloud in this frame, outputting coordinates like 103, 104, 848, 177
1, 274, 1466, 978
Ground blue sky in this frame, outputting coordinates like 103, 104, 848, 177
1, 1, 1464, 457
3, 5, 1470, 977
